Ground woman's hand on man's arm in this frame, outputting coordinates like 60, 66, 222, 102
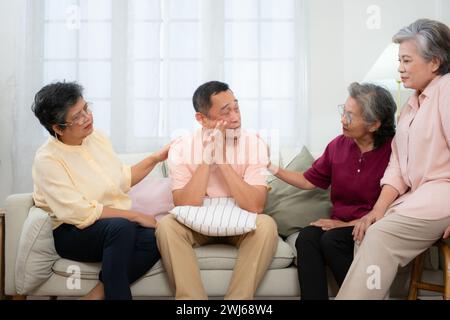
131, 143, 171, 186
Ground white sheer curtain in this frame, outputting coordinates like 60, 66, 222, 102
8, 0, 309, 195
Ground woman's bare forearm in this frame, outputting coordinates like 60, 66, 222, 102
270, 165, 316, 190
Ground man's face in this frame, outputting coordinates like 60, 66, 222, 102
198, 90, 241, 130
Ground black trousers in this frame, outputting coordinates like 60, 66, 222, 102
295, 225, 354, 300
53, 217, 160, 300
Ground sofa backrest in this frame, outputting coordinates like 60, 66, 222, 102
5, 193, 34, 295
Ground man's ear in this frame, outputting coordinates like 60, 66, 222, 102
195, 112, 205, 126
195, 112, 213, 128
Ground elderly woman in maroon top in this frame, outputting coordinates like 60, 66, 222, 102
268, 82, 397, 300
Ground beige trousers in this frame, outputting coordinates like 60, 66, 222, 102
336, 213, 450, 299
155, 214, 278, 300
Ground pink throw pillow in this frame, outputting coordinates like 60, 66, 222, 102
128, 176, 174, 221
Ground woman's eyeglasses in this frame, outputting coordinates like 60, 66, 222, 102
337, 104, 353, 125
59, 102, 93, 127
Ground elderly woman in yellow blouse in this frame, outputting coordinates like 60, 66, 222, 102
31, 82, 169, 300
336, 19, 450, 299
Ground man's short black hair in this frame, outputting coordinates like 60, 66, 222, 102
192, 81, 230, 115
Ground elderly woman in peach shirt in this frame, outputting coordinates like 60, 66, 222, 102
337, 19, 450, 299
32, 82, 169, 300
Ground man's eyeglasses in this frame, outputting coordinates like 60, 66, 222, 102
337, 104, 352, 125
59, 102, 93, 127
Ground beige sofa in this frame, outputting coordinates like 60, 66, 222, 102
3, 151, 447, 299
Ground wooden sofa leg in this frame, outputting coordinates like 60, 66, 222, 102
12, 295, 27, 300
49, 296, 57, 300
441, 242, 450, 300
407, 253, 424, 300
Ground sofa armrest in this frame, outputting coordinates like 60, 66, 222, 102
5, 193, 34, 295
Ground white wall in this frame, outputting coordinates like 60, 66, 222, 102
0, 1, 42, 207
308, 0, 346, 156
0, 1, 22, 207
307, 0, 450, 156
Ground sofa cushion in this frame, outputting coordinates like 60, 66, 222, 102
53, 259, 166, 280
192, 237, 294, 270
129, 176, 173, 221
285, 231, 299, 266
52, 236, 294, 280
265, 147, 332, 237
15, 207, 60, 294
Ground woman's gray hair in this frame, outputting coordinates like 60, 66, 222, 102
348, 82, 396, 148
393, 19, 450, 75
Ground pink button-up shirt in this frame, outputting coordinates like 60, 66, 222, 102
168, 129, 268, 198
381, 74, 450, 220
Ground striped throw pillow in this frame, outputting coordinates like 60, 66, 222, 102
170, 197, 258, 236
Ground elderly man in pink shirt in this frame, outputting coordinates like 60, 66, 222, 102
155, 81, 278, 300
337, 19, 450, 299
